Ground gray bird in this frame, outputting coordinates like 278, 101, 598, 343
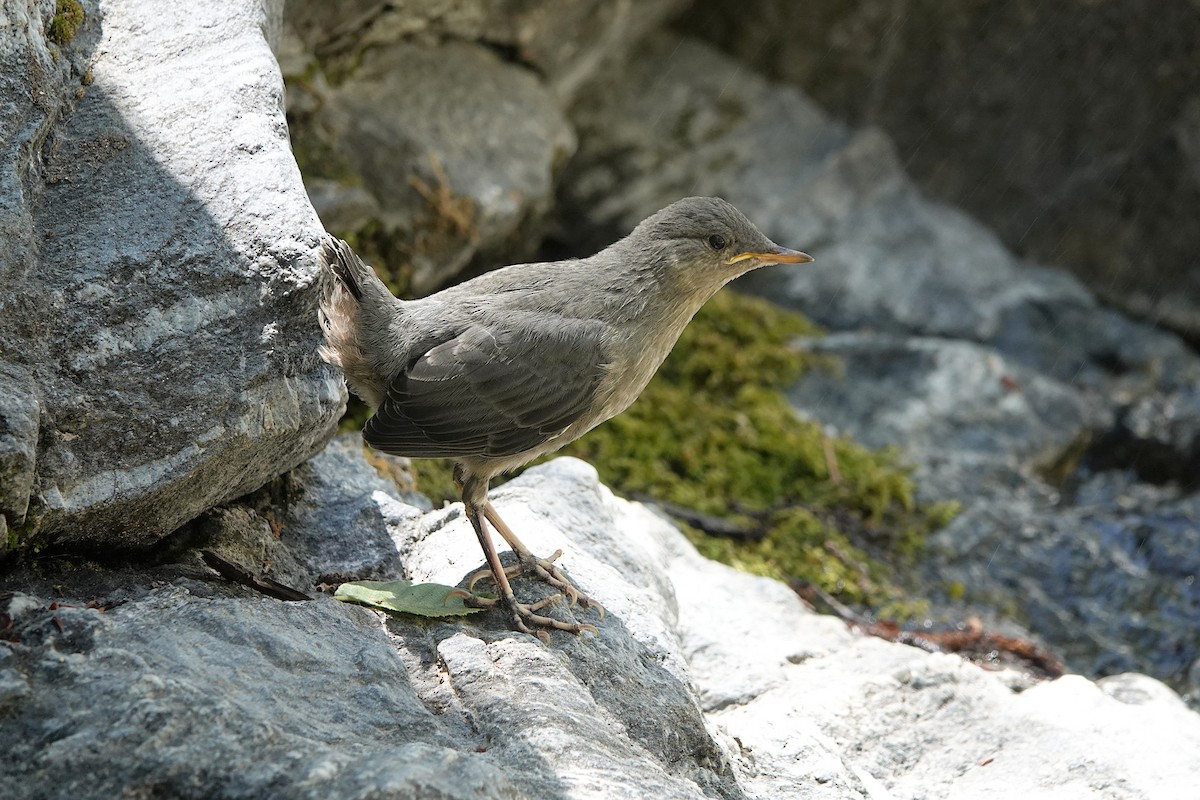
319, 196, 812, 635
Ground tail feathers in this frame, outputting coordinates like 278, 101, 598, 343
318, 237, 392, 409
321, 238, 367, 301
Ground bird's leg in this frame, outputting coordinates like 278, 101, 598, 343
480, 500, 604, 617
459, 500, 598, 637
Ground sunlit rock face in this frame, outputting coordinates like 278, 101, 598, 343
0, 0, 343, 550
4, 454, 1199, 800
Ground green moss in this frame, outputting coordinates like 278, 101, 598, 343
2, 510, 43, 558
344, 289, 955, 614
560, 290, 953, 613
47, 0, 84, 46
339, 220, 416, 298
288, 123, 358, 187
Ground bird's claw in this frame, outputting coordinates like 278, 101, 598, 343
454, 589, 598, 637
466, 562, 521, 592
465, 549, 604, 619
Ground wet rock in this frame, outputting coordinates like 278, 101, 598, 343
0, 0, 343, 552
921, 481, 1200, 698
1086, 389, 1200, 488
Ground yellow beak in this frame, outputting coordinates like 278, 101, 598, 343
726, 245, 814, 266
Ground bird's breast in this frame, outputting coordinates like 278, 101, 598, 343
590, 293, 703, 423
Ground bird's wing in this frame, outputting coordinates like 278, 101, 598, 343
364, 313, 611, 459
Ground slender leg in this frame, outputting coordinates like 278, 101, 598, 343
459, 502, 598, 636
481, 501, 603, 617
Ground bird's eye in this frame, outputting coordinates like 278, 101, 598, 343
707, 234, 727, 251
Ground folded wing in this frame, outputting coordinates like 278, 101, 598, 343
364, 312, 610, 459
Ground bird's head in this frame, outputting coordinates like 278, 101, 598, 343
627, 196, 813, 290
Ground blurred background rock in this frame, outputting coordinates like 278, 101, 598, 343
683, 0, 1200, 348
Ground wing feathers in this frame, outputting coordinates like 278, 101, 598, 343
363, 315, 609, 460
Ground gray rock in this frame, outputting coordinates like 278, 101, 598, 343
561, 33, 1199, 393
278, 0, 691, 294
681, 0, 1200, 344
787, 334, 1096, 501
1086, 388, 1200, 488
332, 40, 575, 293
4, 454, 1198, 799
921, 483, 1200, 700
186, 433, 418, 593
667, 539, 1200, 799
1, 587, 518, 800
556, 33, 850, 255
0, 366, 39, 531
0, 0, 343, 551
0, 0, 82, 540
285, 37, 575, 293
284, 0, 687, 102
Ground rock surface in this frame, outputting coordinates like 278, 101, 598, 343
296, 38, 576, 294
286, 0, 687, 102
0, 0, 343, 551
3, 453, 1198, 799
280, 0, 684, 294
786, 335, 1095, 501
681, 0, 1200, 344
558, 31, 1200, 703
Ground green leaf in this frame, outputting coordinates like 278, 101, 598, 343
334, 579, 485, 617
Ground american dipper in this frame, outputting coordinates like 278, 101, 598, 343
319, 196, 812, 635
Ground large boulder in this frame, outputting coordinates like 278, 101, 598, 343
0, 0, 343, 552
2, 452, 1197, 799
290, 38, 576, 294
680, 0, 1200, 344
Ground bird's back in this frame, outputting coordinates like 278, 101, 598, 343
322, 241, 642, 471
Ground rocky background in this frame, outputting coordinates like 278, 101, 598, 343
2, 0, 1199, 798
685, 0, 1200, 347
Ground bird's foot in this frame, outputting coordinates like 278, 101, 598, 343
449, 589, 599, 639
466, 548, 605, 619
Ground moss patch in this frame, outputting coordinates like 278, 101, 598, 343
47, 0, 84, 46
339, 220, 417, 298
561, 290, 955, 613
343, 290, 955, 613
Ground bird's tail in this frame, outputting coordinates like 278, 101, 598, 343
318, 238, 393, 408
322, 238, 370, 301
